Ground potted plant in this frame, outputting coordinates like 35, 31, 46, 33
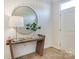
25, 22, 41, 37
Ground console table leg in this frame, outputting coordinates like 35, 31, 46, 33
36, 39, 45, 56
9, 40, 14, 59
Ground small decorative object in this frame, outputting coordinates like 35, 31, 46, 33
25, 22, 41, 38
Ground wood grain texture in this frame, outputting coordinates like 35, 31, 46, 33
8, 40, 14, 59
6, 34, 45, 59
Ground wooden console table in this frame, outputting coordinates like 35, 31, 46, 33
6, 34, 45, 59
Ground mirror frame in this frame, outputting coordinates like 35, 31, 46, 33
11, 6, 38, 34
12, 6, 38, 23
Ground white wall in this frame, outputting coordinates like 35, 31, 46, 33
4, 0, 56, 59
50, 0, 61, 48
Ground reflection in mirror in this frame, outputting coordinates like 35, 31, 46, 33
12, 6, 38, 34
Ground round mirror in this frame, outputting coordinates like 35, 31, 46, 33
12, 6, 38, 34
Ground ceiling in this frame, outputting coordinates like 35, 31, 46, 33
40, 0, 71, 3
60, 0, 71, 3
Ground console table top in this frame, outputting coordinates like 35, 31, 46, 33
6, 34, 45, 45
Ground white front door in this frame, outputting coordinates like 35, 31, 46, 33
60, 7, 75, 54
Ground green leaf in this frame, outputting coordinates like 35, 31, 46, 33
25, 22, 41, 32
38, 26, 41, 29
26, 27, 30, 30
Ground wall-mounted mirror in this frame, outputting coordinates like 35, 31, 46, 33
12, 6, 38, 34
